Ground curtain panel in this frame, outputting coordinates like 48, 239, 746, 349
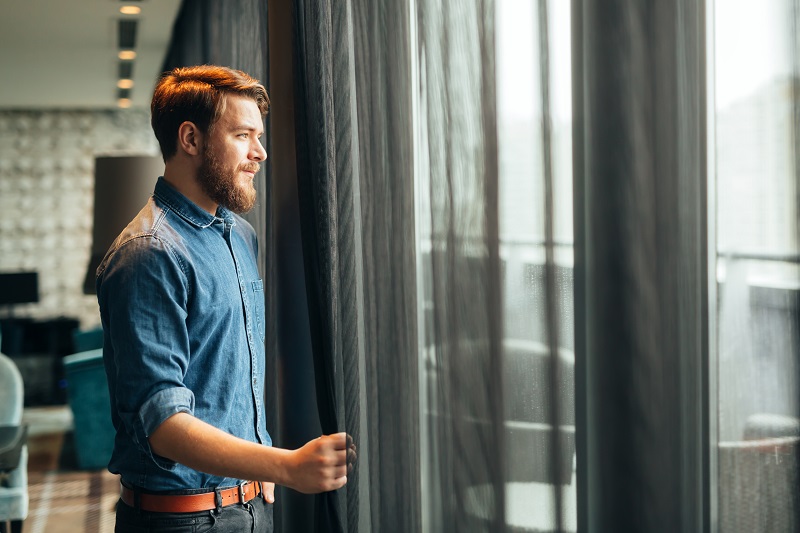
292, 0, 510, 531
414, 0, 507, 531
292, 0, 421, 530
573, 0, 708, 530
155, 0, 794, 531
163, 0, 568, 530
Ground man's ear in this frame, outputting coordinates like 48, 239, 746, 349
176, 121, 202, 156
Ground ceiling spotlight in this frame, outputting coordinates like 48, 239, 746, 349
118, 98, 133, 108
119, 6, 141, 15
117, 79, 134, 89
118, 50, 137, 60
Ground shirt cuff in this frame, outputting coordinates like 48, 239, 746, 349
137, 387, 195, 471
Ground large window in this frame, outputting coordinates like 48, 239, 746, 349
714, 0, 800, 530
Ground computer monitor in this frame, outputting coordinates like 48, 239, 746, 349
0, 271, 39, 306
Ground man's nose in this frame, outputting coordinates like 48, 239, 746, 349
251, 140, 267, 161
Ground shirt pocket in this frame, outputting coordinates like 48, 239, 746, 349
252, 279, 265, 341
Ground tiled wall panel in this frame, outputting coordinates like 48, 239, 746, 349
0, 109, 158, 328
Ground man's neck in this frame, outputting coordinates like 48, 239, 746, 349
163, 163, 218, 216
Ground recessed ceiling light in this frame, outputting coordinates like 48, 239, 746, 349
119, 6, 141, 15
118, 50, 137, 60
117, 79, 135, 89
118, 98, 133, 108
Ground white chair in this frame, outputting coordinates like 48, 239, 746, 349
0, 350, 28, 533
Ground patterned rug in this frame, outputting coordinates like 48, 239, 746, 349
18, 406, 119, 533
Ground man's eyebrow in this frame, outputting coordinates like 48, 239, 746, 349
234, 122, 264, 133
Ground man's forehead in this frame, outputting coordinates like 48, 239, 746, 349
218, 95, 263, 129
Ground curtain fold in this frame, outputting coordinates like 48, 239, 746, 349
573, 0, 708, 530
537, 2, 566, 530
292, 0, 420, 531
414, 0, 507, 531
293, 0, 508, 530
349, 1, 419, 532
291, 0, 347, 530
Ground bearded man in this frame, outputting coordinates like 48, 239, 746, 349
96, 65, 351, 532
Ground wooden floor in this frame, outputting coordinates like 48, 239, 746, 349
19, 406, 119, 533
25, 470, 118, 533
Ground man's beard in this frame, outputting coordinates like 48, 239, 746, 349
197, 143, 258, 214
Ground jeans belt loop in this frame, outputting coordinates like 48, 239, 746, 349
214, 488, 223, 514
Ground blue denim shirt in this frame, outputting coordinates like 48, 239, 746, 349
96, 177, 271, 491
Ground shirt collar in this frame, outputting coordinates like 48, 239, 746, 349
153, 176, 236, 228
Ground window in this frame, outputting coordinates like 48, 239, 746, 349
714, 1, 800, 529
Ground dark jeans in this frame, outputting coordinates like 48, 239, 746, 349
115, 493, 273, 532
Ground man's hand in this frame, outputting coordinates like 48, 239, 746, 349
286, 433, 350, 494
148, 413, 357, 495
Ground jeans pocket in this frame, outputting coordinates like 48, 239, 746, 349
193, 511, 218, 533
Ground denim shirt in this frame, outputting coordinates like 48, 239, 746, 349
96, 177, 270, 491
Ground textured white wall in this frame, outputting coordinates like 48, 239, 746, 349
0, 109, 159, 328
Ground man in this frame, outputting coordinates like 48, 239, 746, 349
97, 65, 350, 532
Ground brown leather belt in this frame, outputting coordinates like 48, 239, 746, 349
120, 481, 265, 513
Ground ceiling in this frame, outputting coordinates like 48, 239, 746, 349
0, 0, 183, 109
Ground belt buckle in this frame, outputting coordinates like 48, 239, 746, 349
237, 482, 248, 505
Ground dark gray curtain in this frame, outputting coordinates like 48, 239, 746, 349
159, 1, 800, 532
348, 2, 420, 532
292, 0, 419, 531
573, 1, 708, 531
291, 0, 513, 530
291, 0, 352, 530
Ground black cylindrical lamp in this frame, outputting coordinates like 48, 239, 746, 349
83, 156, 164, 294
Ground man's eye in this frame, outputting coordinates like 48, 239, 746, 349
239, 133, 248, 138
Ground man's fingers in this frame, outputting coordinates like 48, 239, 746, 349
332, 446, 357, 466
329, 432, 348, 449
334, 450, 347, 467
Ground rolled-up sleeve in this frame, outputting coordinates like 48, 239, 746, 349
98, 234, 194, 471
138, 387, 195, 469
